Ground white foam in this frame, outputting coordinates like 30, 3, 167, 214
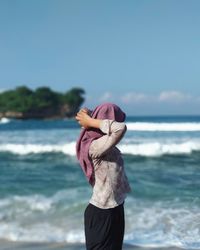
0, 196, 199, 249
1, 140, 200, 156
0, 222, 85, 243
119, 141, 200, 156
0, 142, 76, 155
0, 189, 89, 212
0, 117, 11, 124
124, 198, 200, 249
0, 190, 88, 243
127, 122, 200, 131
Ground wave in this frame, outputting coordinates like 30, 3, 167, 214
124, 199, 200, 249
0, 189, 88, 243
126, 122, 200, 131
0, 189, 88, 213
0, 142, 76, 155
0, 194, 199, 249
119, 141, 200, 156
0, 117, 11, 124
1, 141, 200, 156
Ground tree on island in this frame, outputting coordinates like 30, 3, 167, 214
0, 86, 85, 119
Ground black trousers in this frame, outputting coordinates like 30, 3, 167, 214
84, 202, 125, 250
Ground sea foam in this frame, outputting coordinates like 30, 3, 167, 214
0, 117, 11, 124
124, 198, 200, 249
127, 122, 200, 131
0, 140, 200, 156
0, 195, 199, 249
119, 141, 200, 156
0, 142, 76, 155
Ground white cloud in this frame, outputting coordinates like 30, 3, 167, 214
158, 91, 191, 103
121, 92, 151, 104
99, 92, 114, 102
89, 90, 195, 108
120, 90, 195, 105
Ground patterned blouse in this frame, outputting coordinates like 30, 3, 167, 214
88, 119, 131, 209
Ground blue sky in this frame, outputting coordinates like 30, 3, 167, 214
0, 0, 200, 115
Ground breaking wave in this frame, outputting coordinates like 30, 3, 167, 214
126, 122, 200, 131
0, 140, 200, 157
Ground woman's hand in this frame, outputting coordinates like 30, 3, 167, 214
75, 108, 92, 129
75, 108, 101, 129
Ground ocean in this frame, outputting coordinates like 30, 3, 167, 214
0, 116, 199, 250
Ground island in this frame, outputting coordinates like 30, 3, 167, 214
0, 86, 85, 119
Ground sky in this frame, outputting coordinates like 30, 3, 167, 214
0, 0, 200, 115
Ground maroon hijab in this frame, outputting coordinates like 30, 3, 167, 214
76, 103, 126, 186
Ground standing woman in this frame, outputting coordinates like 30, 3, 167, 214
76, 103, 131, 250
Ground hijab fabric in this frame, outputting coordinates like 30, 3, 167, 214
76, 103, 126, 186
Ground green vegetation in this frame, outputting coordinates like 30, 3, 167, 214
0, 86, 85, 119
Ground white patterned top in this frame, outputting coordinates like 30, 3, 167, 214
88, 119, 131, 209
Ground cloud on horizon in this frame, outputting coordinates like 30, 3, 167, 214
121, 92, 151, 104
99, 92, 115, 102
74, 89, 200, 115
158, 91, 192, 103
97, 90, 197, 105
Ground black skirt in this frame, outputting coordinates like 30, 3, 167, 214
84, 202, 125, 250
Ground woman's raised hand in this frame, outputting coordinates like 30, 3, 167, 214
75, 108, 92, 129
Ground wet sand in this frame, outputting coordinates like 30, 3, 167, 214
0, 240, 184, 250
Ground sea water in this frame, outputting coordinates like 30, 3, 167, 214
0, 116, 199, 249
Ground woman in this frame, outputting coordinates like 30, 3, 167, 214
76, 102, 131, 250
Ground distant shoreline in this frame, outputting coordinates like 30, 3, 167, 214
1, 113, 200, 121
0, 112, 75, 120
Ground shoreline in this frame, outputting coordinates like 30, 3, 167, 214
0, 240, 186, 250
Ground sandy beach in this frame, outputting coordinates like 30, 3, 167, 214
0, 240, 185, 250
